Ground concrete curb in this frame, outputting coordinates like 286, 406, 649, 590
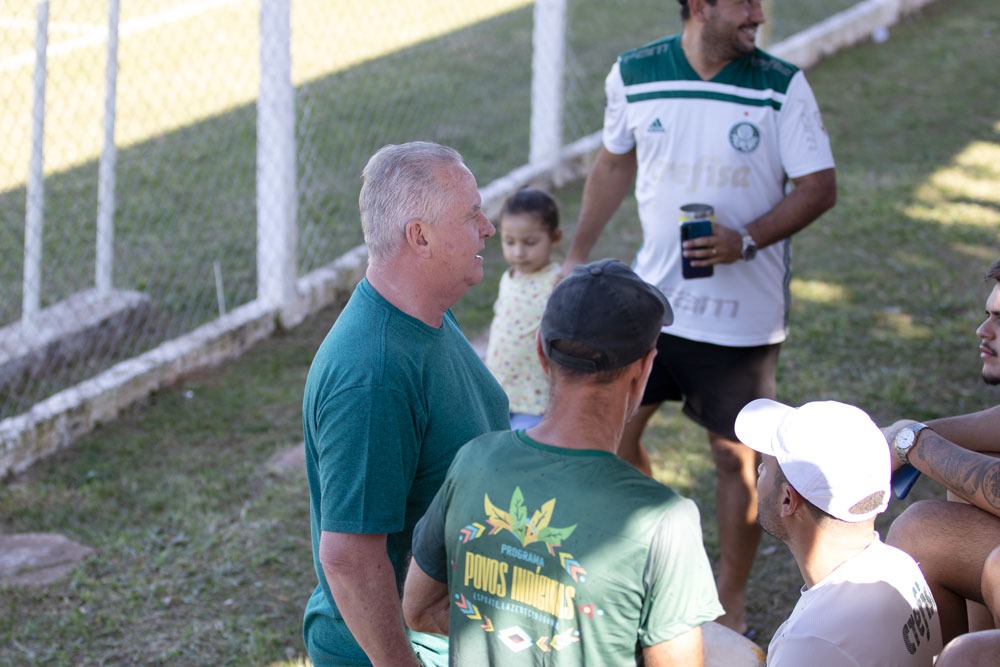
0, 248, 367, 479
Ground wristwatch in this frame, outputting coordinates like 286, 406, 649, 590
893, 422, 928, 463
740, 228, 758, 261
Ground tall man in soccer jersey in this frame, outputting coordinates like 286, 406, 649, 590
561, 0, 837, 634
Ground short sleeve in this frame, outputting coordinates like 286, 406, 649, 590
602, 60, 635, 155
778, 70, 836, 179
638, 498, 725, 646
314, 384, 422, 534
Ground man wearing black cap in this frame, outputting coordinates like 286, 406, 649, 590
559, 0, 837, 634
401, 260, 724, 665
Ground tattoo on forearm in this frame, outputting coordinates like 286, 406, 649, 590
986, 467, 1000, 513
918, 436, 1000, 513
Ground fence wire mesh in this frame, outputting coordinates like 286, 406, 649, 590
1, 0, 863, 423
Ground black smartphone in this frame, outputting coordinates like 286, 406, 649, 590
891, 464, 922, 499
680, 219, 714, 279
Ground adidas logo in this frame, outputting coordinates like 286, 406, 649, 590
647, 118, 665, 133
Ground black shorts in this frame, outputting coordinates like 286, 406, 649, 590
642, 333, 781, 441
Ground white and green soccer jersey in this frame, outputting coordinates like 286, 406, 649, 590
603, 35, 835, 346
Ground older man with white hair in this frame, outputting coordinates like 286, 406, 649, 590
301, 142, 510, 666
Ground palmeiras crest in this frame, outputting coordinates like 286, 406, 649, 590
729, 121, 760, 153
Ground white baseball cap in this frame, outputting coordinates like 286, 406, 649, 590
735, 399, 890, 523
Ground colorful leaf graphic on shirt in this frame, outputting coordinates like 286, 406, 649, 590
454, 593, 481, 620
509, 487, 528, 540
484, 493, 515, 534
531, 628, 581, 653
538, 524, 577, 556
459, 522, 486, 543
483, 487, 576, 552
558, 552, 588, 582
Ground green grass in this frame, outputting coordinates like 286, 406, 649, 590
2, 0, 999, 663
1, 332, 317, 665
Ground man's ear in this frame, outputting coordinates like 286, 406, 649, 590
535, 332, 550, 376
620, 348, 657, 421
687, 0, 710, 23
781, 484, 803, 519
635, 347, 657, 390
405, 218, 432, 257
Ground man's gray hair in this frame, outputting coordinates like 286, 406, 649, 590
359, 141, 467, 261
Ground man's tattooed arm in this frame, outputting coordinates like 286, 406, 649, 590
912, 430, 1000, 516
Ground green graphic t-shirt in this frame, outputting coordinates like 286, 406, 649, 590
411, 430, 723, 665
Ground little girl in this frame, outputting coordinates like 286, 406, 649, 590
485, 187, 562, 429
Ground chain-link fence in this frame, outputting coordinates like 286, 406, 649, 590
293, 0, 866, 278
0, 0, 907, 472
1, 0, 262, 425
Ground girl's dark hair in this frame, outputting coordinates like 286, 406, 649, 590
501, 187, 560, 234
987, 258, 1000, 283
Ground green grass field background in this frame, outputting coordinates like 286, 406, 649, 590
1, 0, 999, 664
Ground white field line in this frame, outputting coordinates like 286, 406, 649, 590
0, 0, 250, 74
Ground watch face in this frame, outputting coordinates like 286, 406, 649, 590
894, 428, 917, 462
895, 423, 926, 462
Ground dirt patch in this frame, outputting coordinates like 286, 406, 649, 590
265, 443, 305, 478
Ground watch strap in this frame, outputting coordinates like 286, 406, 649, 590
739, 228, 757, 261
893, 422, 928, 463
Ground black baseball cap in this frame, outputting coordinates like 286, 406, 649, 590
541, 259, 673, 372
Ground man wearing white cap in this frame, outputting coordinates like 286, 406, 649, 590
735, 399, 942, 666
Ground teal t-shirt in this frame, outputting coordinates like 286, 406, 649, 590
412, 430, 724, 665
302, 278, 509, 665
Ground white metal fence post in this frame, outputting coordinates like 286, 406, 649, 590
760, 0, 774, 48
23, 0, 49, 326
257, 0, 297, 309
529, 0, 566, 172
96, 0, 120, 295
